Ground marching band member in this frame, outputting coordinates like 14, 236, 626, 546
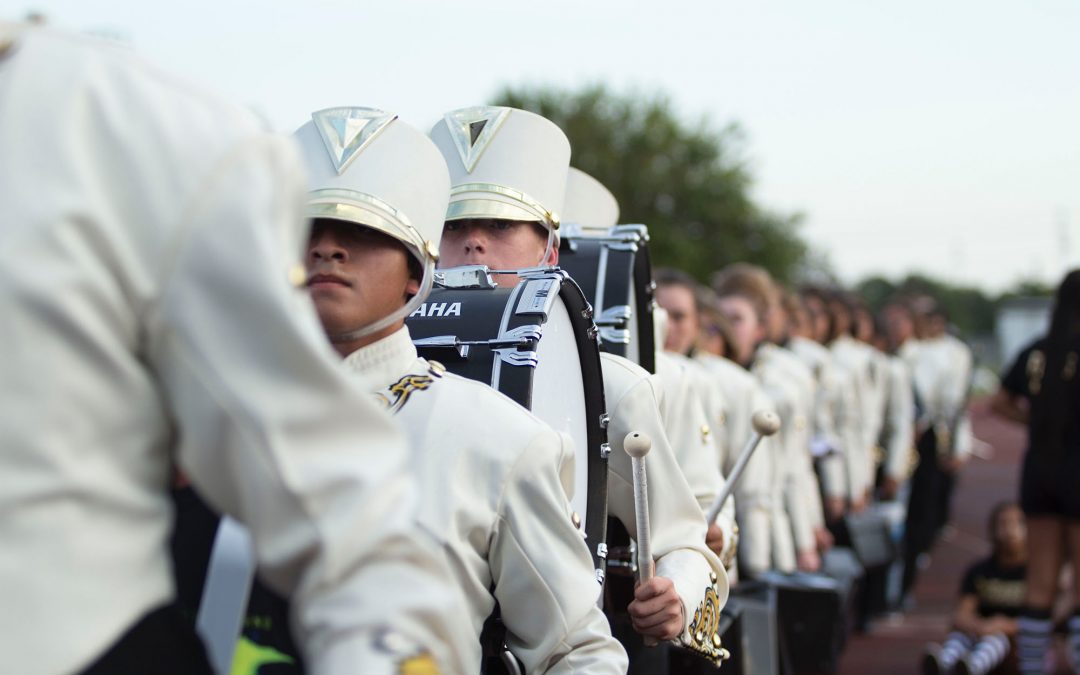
712, 266, 801, 573
875, 304, 917, 502
294, 108, 627, 673
0, 26, 463, 675
562, 169, 737, 571
431, 106, 729, 667
653, 271, 742, 570
825, 290, 879, 514
766, 288, 831, 559
714, 265, 830, 573
691, 291, 783, 578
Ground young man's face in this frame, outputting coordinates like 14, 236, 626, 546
655, 283, 698, 356
716, 294, 764, 366
438, 218, 556, 287
305, 219, 418, 344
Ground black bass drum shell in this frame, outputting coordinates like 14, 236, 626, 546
558, 224, 656, 374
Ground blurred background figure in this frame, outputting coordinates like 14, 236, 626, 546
922, 502, 1027, 675
991, 269, 1080, 675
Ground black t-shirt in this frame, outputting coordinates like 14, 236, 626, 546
958, 555, 1026, 618
1000, 337, 1080, 455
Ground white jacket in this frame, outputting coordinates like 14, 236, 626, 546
0, 25, 466, 675
693, 353, 780, 577
753, 345, 821, 556
344, 328, 627, 674
600, 353, 729, 666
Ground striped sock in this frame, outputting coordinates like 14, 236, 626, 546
1017, 609, 1053, 675
1068, 612, 1080, 671
940, 631, 974, 669
964, 633, 1010, 675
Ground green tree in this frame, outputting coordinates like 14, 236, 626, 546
492, 84, 811, 284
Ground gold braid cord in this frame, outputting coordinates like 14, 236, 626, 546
681, 574, 729, 666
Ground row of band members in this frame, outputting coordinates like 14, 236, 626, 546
168, 98, 975, 674
3, 27, 975, 675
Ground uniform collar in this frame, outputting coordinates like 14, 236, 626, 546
341, 325, 420, 387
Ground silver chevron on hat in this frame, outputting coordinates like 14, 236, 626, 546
443, 106, 510, 173
312, 107, 397, 175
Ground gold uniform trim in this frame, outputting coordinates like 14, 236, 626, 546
307, 188, 438, 263
682, 581, 729, 666
446, 182, 560, 231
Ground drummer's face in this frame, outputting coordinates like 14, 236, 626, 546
656, 284, 698, 356
305, 220, 419, 352
439, 218, 557, 287
716, 294, 765, 367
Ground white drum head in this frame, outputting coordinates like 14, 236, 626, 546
531, 296, 590, 529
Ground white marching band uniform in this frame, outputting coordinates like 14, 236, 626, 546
693, 353, 780, 577
752, 344, 819, 568
902, 334, 974, 459
0, 27, 467, 675
295, 108, 627, 673
830, 334, 879, 504
878, 352, 917, 485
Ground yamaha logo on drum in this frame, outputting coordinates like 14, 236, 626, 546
410, 302, 462, 318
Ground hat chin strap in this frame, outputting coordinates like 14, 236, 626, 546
537, 227, 557, 267
328, 259, 435, 344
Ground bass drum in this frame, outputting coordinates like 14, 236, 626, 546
406, 266, 610, 579
558, 223, 656, 374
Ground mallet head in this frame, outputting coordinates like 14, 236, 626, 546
623, 431, 653, 459
751, 410, 781, 436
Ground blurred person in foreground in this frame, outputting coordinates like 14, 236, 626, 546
991, 269, 1080, 675
922, 502, 1027, 675
0, 23, 464, 675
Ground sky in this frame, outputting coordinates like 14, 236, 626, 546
9, 0, 1079, 293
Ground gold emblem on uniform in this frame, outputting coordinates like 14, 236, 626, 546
700, 425, 711, 443
399, 653, 439, 675
683, 582, 728, 666
1027, 349, 1045, 394
380, 373, 437, 413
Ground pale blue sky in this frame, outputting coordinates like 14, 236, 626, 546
10, 0, 1079, 292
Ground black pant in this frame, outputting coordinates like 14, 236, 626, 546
902, 429, 943, 597
80, 604, 212, 675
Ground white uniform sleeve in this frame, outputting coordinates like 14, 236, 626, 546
149, 136, 466, 674
492, 431, 628, 674
602, 356, 728, 665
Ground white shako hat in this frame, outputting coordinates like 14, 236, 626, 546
294, 106, 450, 340
430, 106, 570, 239
295, 106, 448, 267
563, 167, 620, 232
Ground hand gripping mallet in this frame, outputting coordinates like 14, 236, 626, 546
705, 410, 781, 524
